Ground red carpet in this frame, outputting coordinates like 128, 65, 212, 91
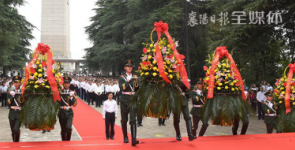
1, 98, 295, 150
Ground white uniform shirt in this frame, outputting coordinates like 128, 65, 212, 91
115, 84, 120, 93
1, 85, 7, 93
267, 86, 273, 92
102, 99, 118, 118
256, 91, 266, 102
126, 73, 132, 81
88, 83, 94, 92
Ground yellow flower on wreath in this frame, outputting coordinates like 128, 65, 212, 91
34, 85, 39, 88
169, 74, 173, 79
38, 74, 42, 78
45, 85, 50, 88
153, 72, 157, 76
145, 72, 149, 76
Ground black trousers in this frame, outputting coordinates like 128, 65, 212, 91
266, 123, 274, 133
120, 95, 137, 126
87, 92, 94, 105
95, 94, 99, 107
174, 104, 191, 123
9, 110, 21, 133
192, 115, 208, 132
59, 109, 74, 134
81, 89, 85, 100
1, 93, 7, 107
251, 99, 257, 112
158, 118, 166, 125
257, 102, 265, 119
105, 112, 115, 138
116, 93, 120, 104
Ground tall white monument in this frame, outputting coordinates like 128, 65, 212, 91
41, 0, 71, 59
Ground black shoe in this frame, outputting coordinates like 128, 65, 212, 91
110, 137, 114, 140
124, 137, 129, 143
162, 124, 165, 126
159, 124, 161, 126
42, 130, 46, 134
176, 135, 182, 141
106, 137, 109, 140
132, 140, 139, 146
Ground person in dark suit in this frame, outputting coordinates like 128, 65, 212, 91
262, 91, 277, 133
190, 78, 208, 138
118, 59, 140, 146
173, 82, 195, 141
7, 76, 23, 142
59, 76, 77, 141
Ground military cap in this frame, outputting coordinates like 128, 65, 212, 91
193, 78, 203, 85
12, 76, 22, 83
63, 76, 72, 83
123, 59, 133, 66
264, 91, 273, 97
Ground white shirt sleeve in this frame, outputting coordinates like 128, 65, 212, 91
102, 101, 106, 118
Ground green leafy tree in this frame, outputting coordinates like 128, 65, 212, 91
0, 0, 34, 75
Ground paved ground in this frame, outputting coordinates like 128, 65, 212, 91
0, 106, 81, 142
0, 99, 267, 142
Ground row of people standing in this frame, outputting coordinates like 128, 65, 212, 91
0, 78, 17, 108
70, 77, 120, 107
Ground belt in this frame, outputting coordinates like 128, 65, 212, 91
193, 105, 203, 108
10, 106, 21, 110
106, 111, 115, 114
265, 114, 276, 116
60, 106, 72, 110
122, 92, 135, 95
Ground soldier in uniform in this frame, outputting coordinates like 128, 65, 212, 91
262, 91, 277, 133
118, 59, 140, 146
190, 78, 209, 138
173, 82, 195, 141
59, 76, 77, 141
7, 76, 23, 142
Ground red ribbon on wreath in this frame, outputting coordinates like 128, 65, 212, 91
207, 46, 246, 100
284, 63, 295, 114
153, 21, 190, 89
22, 43, 60, 102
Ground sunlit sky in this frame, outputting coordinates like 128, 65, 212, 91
18, 0, 97, 59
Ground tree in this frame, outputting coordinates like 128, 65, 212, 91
0, 0, 34, 75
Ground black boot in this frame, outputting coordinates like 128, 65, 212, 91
192, 129, 196, 136
199, 124, 208, 137
61, 132, 67, 141
186, 120, 195, 141
131, 125, 139, 146
121, 123, 129, 143
66, 129, 72, 141
232, 119, 239, 135
173, 123, 182, 141
240, 122, 249, 135
13, 131, 20, 142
